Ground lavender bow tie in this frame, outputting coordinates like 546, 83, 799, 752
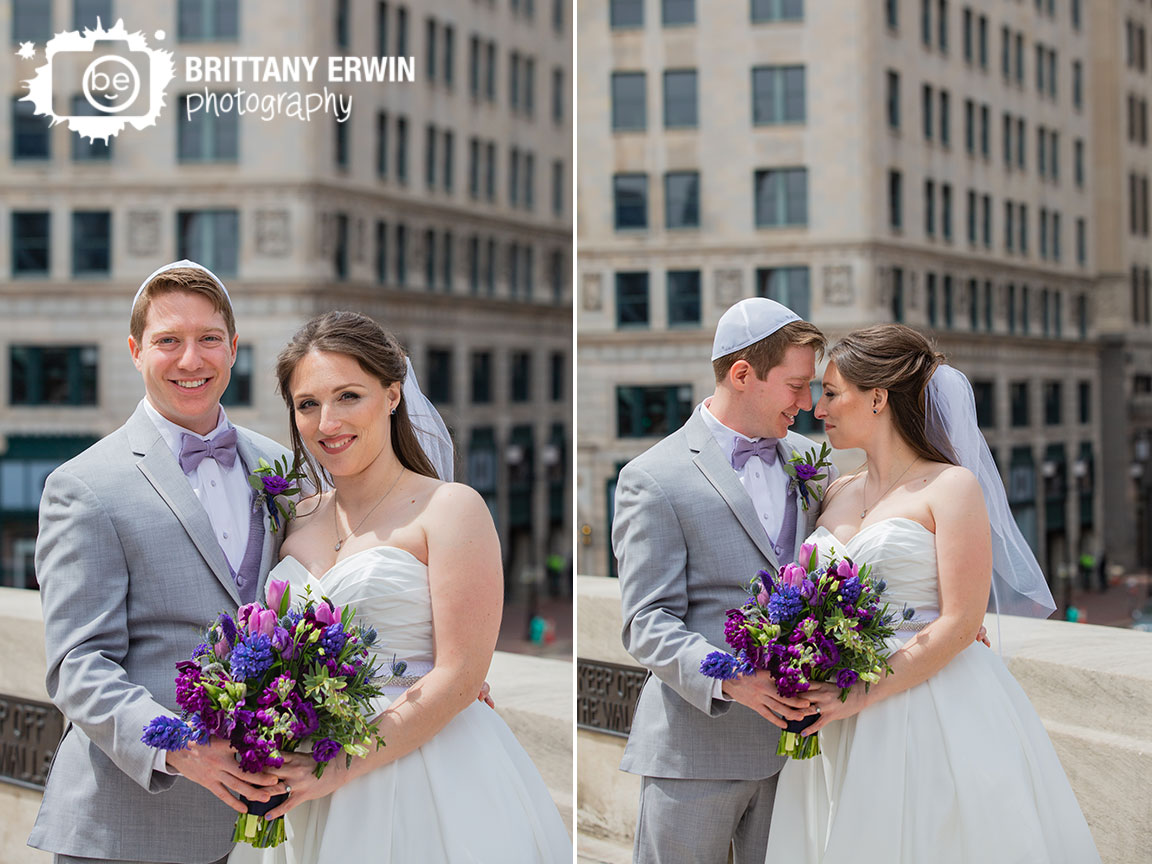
730, 437, 779, 470
179, 428, 238, 474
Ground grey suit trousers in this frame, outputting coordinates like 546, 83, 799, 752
634, 775, 779, 864
54, 857, 229, 864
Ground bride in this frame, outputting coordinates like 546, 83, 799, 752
764, 324, 1100, 863
233, 311, 570, 862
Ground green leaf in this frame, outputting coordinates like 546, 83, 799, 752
248, 475, 263, 491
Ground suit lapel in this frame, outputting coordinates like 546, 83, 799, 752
127, 405, 242, 607
235, 430, 281, 603
685, 411, 781, 571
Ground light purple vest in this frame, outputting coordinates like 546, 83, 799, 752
229, 489, 266, 605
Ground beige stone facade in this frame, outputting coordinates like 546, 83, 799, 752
0, 0, 573, 597
577, 0, 1122, 598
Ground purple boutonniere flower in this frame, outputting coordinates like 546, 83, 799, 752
782, 442, 833, 511
248, 457, 305, 534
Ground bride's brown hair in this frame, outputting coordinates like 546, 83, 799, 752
828, 324, 955, 465
276, 311, 441, 497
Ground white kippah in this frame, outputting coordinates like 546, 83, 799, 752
131, 259, 232, 314
711, 297, 802, 360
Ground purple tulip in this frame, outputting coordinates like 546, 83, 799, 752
314, 603, 335, 627
835, 558, 859, 582
780, 563, 806, 590
236, 602, 261, 632
798, 542, 819, 573
265, 578, 290, 617
213, 638, 231, 659
271, 626, 292, 655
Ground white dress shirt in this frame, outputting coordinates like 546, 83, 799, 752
699, 400, 792, 702
143, 399, 252, 572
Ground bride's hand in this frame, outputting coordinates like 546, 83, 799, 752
799, 682, 869, 736
262, 753, 352, 820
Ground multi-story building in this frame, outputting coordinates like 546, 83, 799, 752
0, 0, 573, 599
1090, 2, 1152, 575
578, 0, 1116, 599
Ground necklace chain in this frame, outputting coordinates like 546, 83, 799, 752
860, 457, 918, 519
333, 466, 405, 552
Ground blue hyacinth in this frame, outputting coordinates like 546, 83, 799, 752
767, 586, 803, 624
141, 716, 199, 751
699, 650, 756, 680
230, 633, 274, 679
320, 623, 347, 655
840, 576, 863, 605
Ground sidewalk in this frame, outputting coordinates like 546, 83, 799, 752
1061, 572, 1151, 628
496, 594, 573, 660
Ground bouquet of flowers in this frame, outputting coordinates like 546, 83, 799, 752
700, 542, 905, 759
142, 577, 401, 847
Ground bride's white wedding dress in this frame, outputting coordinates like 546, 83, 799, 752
231, 546, 571, 864
765, 518, 1101, 864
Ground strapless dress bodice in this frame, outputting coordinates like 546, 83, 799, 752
805, 517, 940, 621
268, 546, 433, 668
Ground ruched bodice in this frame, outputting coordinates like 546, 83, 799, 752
806, 518, 940, 622
269, 547, 433, 668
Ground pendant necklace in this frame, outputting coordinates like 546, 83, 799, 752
333, 466, 405, 551
859, 457, 918, 519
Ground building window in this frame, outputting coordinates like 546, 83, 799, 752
926, 272, 938, 327
425, 124, 437, 188
751, 0, 803, 22
376, 221, 388, 283
485, 142, 496, 201
426, 348, 453, 404
1074, 138, 1084, 187
70, 95, 112, 161
443, 24, 454, 86
922, 84, 934, 141
617, 385, 694, 438
972, 380, 995, 428
442, 230, 454, 292
941, 183, 953, 241
1044, 381, 1062, 426
396, 116, 408, 183
443, 130, 454, 193
550, 249, 566, 304
886, 0, 898, 30
178, 0, 239, 41
891, 267, 905, 322
663, 0, 694, 26
980, 103, 989, 156
9, 345, 98, 406
1078, 380, 1090, 424
395, 223, 407, 285
939, 89, 950, 145
552, 68, 564, 125
377, 112, 389, 177
612, 71, 646, 131
1076, 218, 1086, 267
886, 70, 901, 129
754, 168, 808, 227
333, 214, 349, 281
889, 170, 903, 231
758, 266, 810, 320
665, 171, 700, 228
550, 352, 565, 402
616, 271, 650, 328
511, 351, 532, 402
981, 193, 991, 248
921, 0, 932, 46
13, 0, 52, 40
964, 98, 974, 153
1072, 60, 1082, 111
1019, 204, 1028, 255
613, 173, 648, 230
552, 160, 565, 217
925, 179, 936, 237
12, 212, 50, 277
470, 351, 492, 403
937, 0, 948, 52
12, 98, 50, 161
72, 211, 111, 276
177, 95, 239, 162
966, 189, 977, 244
663, 69, 698, 128
667, 270, 701, 326
753, 65, 806, 125
1010, 381, 1030, 427
610, 0, 643, 28
425, 17, 437, 81
942, 274, 954, 328
220, 345, 252, 407
177, 210, 238, 276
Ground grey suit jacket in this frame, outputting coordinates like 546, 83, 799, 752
28, 402, 289, 863
614, 408, 834, 780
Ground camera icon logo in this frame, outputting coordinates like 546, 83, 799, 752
20, 19, 175, 143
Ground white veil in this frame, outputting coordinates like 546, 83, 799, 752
925, 365, 1056, 619
402, 356, 454, 482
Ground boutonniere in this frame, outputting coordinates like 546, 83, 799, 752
248, 457, 305, 534
783, 442, 832, 511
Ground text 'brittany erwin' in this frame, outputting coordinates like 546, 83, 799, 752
183, 55, 417, 84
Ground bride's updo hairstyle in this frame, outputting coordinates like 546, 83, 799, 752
828, 324, 955, 465
276, 311, 440, 493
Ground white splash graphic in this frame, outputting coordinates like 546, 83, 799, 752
19, 19, 175, 143
16, 42, 36, 60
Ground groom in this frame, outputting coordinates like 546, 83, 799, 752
614, 298, 833, 864
29, 262, 289, 864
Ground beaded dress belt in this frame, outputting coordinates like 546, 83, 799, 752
386, 672, 427, 688
895, 618, 936, 632
381, 659, 432, 688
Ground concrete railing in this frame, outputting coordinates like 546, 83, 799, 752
577, 575, 1152, 864
0, 587, 572, 864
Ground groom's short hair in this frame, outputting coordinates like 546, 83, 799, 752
712, 320, 825, 383
130, 267, 237, 343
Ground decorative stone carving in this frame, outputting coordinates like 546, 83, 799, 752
714, 268, 743, 306
127, 211, 160, 257
582, 272, 603, 311
822, 265, 854, 306
255, 210, 290, 257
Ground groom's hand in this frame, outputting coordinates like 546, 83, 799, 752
722, 673, 813, 729
165, 738, 280, 814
